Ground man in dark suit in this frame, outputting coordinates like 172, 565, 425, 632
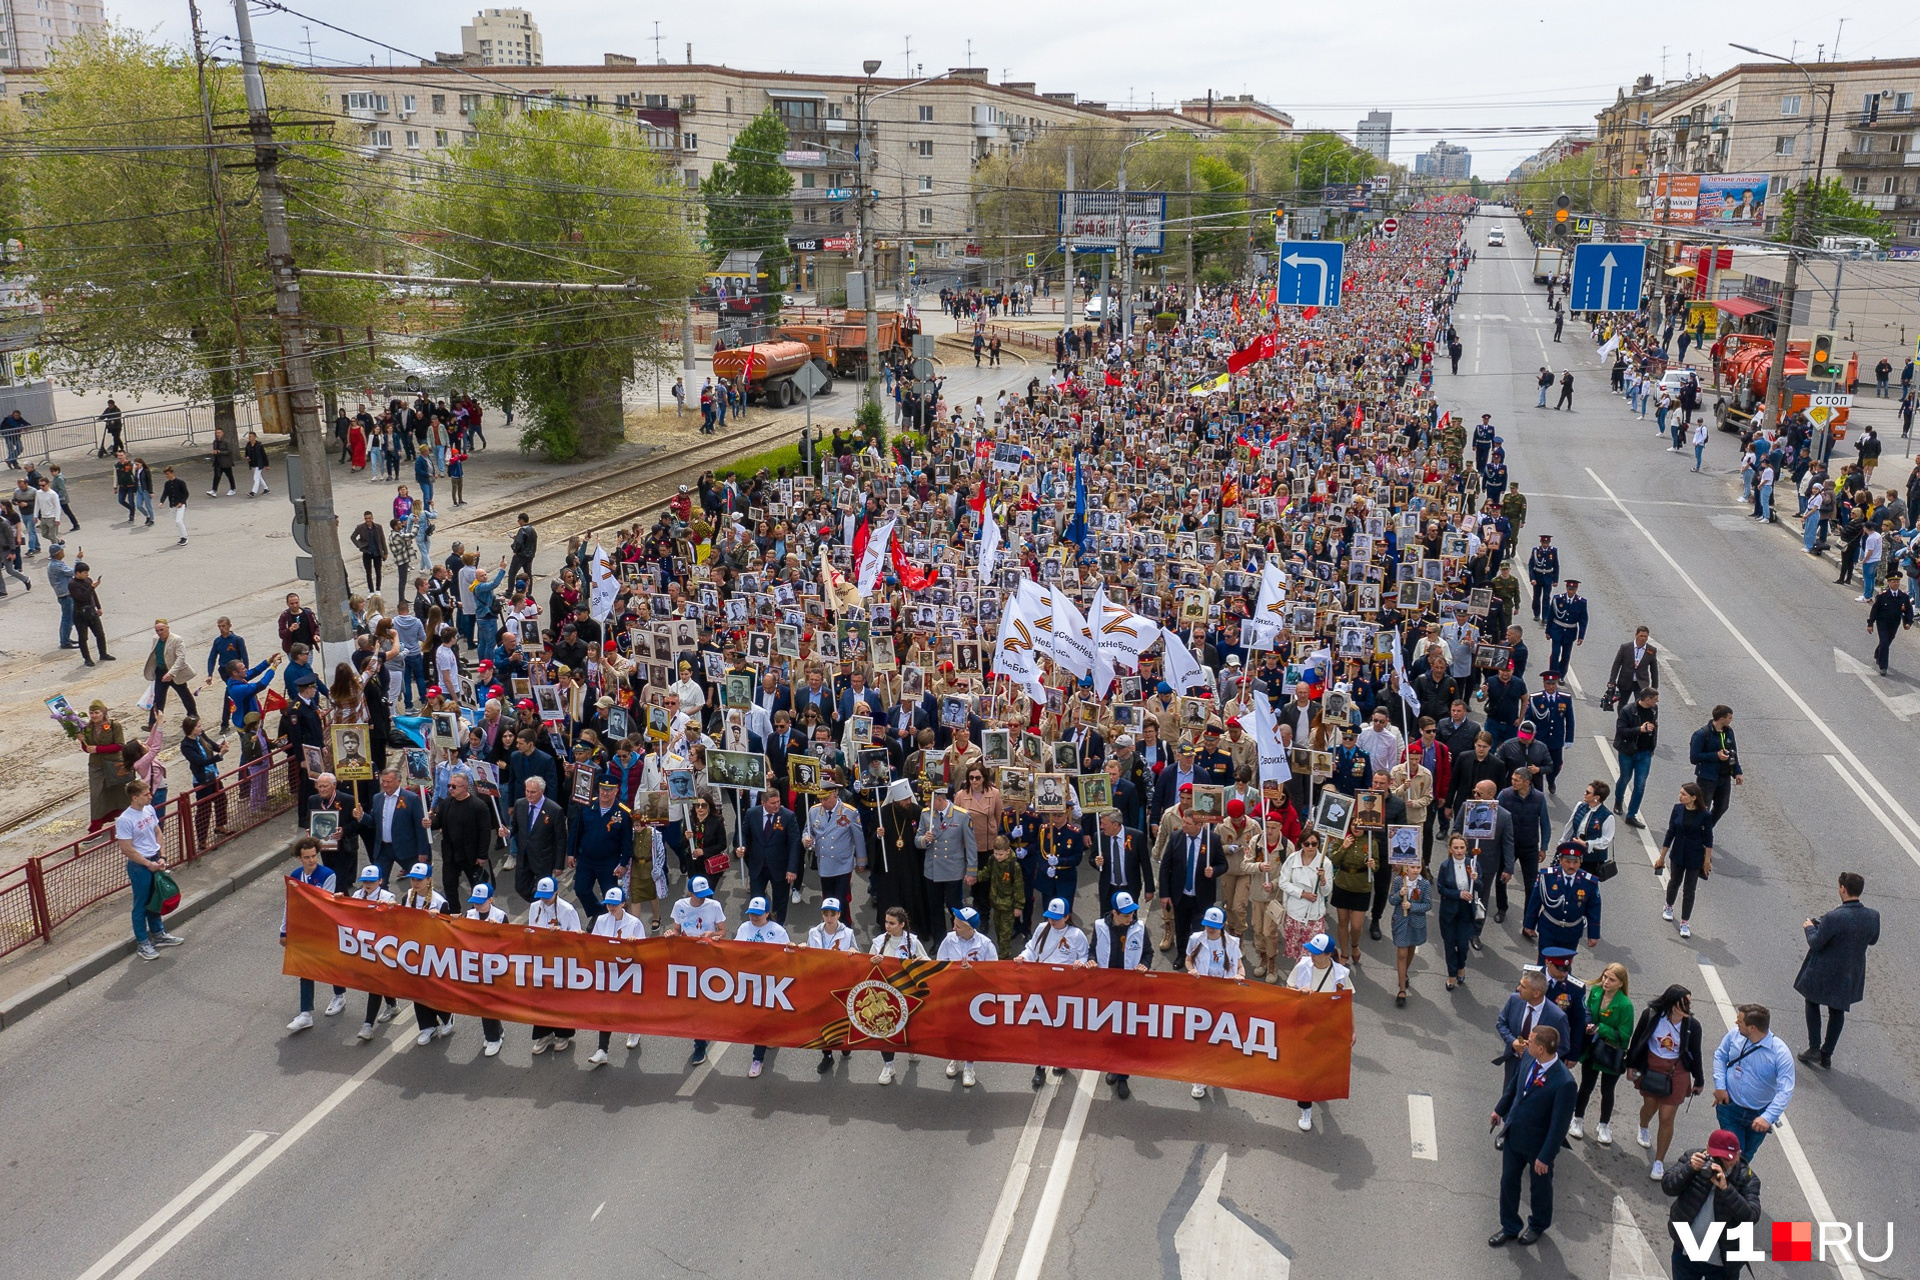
1150, 742, 1201, 832
1604, 625, 1659, 700
1794, 870, 1881, 1068
304, 771, 362, 888
504, 775, 565, 902
1157, 809, 1227, 949
835, 669, 886, 728
354, 767, 431, 885
1488, 1024, 1577, 1247
751, 669, 791, 719
1494, 970, 1570, 1085
1091, 808, 1153, 914
1066, 722, 1105, 774
790, 667, 835, 727
738, 787, 802, 923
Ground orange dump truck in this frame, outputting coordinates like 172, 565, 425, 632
777, 309, 921, 379
1713, 334, 1857, 433
709, 340, 836, 408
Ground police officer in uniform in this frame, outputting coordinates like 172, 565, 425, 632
1523, 845, 1602, 963
566, 778, 632, 923
1196, 723, 1236, 786
1868, 570, 1914, 675
1483, 446, 1509, 509
1544, 579, 1588, 679
803, 772, 867, 913
1526, 535, 1560, 622
1525, 671, 1575, 795
1537, 945, 1594, 1063
1085, 892, 1151, 1099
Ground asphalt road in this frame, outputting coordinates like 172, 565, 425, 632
4, 229, 1916, 1280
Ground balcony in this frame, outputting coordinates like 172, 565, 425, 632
1854, 107, 1918, 131
1836, 149, 1917, 169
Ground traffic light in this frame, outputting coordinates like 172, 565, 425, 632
1523, 206, 1534, 218
1809, 329, 1838, 380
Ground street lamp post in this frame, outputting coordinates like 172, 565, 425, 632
856, 60, 950, 408
1118, 132, 1165, 347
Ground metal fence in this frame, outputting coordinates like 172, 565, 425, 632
0, 745, 295, 960
16, 399, 264, 467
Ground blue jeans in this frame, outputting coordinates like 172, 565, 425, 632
57, 594, 73, 646
1804, 511, 1823, 552
475, 617, 498, 659
135, 489, 154, 521
1693, 443, 1704, 470
1616, 749, 1653, 818
1862, 561, 1878, 598
23, 517, 38, 554
1758, 484, 1772, 521
1655, 407, 1668, 435
1714, 1100, 1769, 1161
1537, 385, 1548, 407
299, 977, 347, 1013
126, 861, 164, 943
401, 653, 428, 708
418, 478, 434, 506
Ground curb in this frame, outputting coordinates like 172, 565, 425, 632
0, 836, 294, 1033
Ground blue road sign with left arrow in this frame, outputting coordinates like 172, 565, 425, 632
1277, 240, 1345, 308
1569, 242, 1646, 313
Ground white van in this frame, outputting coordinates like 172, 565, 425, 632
1486, 228, 1506, 247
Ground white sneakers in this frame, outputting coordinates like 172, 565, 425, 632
1662, 906, 1674, 922
587, 1048, 609, 1067
1298, 1108, 1314, 1131
324, 993, 346, 1017
946, 1060, 961, 1079
437, 1022, 455, 1039
962, 1065, 977, 1088
1650, 1160, 1665, 1180
748, 1060, 763, 1078
1568, 1117, 1584, 1140
625, 1034, 641, 1050
136, 943, 159, 961
1191, 1083, 1207, 1099
415, 1028, 436, 1046
482, 1039, 502, 1057
356, 1022, 375, 1041
1637, 1126, 1653, 1148
1678, 922, 1691, 938
375, 1003, 397, 1024
531, 1034, 554, 1055
878, 1063, 896, 1085
1596, 1122, 1613, 1146
287, 1011, 314, 1032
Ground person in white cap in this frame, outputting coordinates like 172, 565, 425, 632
587, 887, 647, 1066
283, 835, 346, 1032
807, 896, 858, 1074
1286, 932, 1353, 1130
399, 862, 455, 1046
736, 896, 790, 1077
869, 905, 928, 1085
352, 865, 398, 1042
669, 875, 726, 1065
1084, 891, 1151, 1099
935, 906, 997, 1087
464, 884, 508, 1056
1184, 904, 1245, 1098
527, 875, 582, 1055
1017, 897, 1088, 1088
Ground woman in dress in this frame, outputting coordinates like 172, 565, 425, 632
79, 699, 129, 831
1388, 860, 1432, 1006
1326, 828, 1373, 968
348, 414, 368, 472
1625, 983, 1705, 1180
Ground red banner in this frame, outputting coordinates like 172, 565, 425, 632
281, 882, 1352, 1099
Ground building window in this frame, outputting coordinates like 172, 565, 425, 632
460, 94, 480, 114
405, 130, 419, 149
684, 168, 699, 187
645, 93, 667, 109
918, 105, 933, 122
434, 129, 448, 147
1852, 175, 1870, 193
371, 130, 392, 149
1884, 176, 1897, 195
1780, 95, 1802, 117
918, 207, 934, 226
1775, 135, 1795, 155
681, 94, 697, 110
918, 174, 933, 193
401, 94, 416, 114
917, 139, 933, 157
802, 207, 817, 223
431, 95, 446, 114
584, 94, 599, 110
682, 132, 697, 151
1897, 91, 1914, 112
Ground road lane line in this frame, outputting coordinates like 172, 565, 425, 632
73, 1132, 272, 1280
1609, 1195, 1665, 1280
1592, 735, 1660, 865
968, 1074, 1061, 1280
1565, 669, 1585, 698
1820, 756, 1920, 865
1174, 1153, 1290, 1278
111, 1032, 413, 1280
1696, 962, 1866, 1280
1012, 1069, 1097, 1280
1407, 1093, 1438, 1161
674, 1043, 728, 1097
1583, 467, 1920, 857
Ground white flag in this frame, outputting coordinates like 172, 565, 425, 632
1598, 332, 1621, 363
977, 503, 1002, 585
1389, 629, 1419, 709
1048, 585, 1095, 682
1250, 684, 1294, 788
1159, 625, 1207, 694
1089, 585, 1158, 697
1253, 559, 1287, 626
588, 543, 619, 623
994, 577, 1049, 704
857, 518, 894, 598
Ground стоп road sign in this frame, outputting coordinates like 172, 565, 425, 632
1569, 242, 1646, 313
1276, 240, 1345, 308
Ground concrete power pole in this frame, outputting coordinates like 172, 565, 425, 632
1063, 146, 1074, 315
232, 0, 352, 665
858, 76, 879, 406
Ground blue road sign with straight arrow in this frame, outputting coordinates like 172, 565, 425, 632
1569, 242, 1646, 313
1277, 240, 1345, 308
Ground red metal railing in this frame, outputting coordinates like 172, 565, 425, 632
0, 745, 296, 959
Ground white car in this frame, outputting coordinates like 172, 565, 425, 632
1486, 228, 1506, 247
1083, 295, 1106, 321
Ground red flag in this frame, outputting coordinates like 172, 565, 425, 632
890, 535, 938, 592
967, 478, 987, 516
1226, 332, 1277, 374
1302, 305, 1319, 321
1104, 370, 1123, 387
850, 518, 870, 573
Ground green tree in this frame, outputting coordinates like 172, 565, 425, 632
416, 105, 701, 460
13, 27, 385, 447
701, 108, 794, 281
1773, 177, 1894, 246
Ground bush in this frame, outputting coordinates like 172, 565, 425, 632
1153, 312, 1177, 333
856, 394, 888, 456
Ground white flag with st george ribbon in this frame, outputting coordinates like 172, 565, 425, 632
1159, 625, 1208, 694
588, 543, 619, 623
1250, 682, 1294, 787
856, 518, 894, 597
994, 578, 1050, 705
977, 502, 1002, 585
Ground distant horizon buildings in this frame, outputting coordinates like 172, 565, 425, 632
1414, 140, 1471, 180
1356, 110, 1392, 162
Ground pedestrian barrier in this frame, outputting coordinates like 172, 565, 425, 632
19, 398, 263, 466
0, 745, 295, 959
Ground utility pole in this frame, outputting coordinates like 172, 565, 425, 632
858, 63, 880, 405
1184, 155, 1194, 289
231, 0, 351, 664
1118, 154, 1130, 343
1063, 146, 1074, 315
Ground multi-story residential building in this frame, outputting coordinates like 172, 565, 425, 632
1644, 57, 1920, 248
1591, 74, 1706, 223
0, 0, 104, 71
1413, 141, 1471, 180
1356, 110, 1392, 161
460, 9, 542, 69
1507, 134, 1594, 183
1176, 93, 1293, 131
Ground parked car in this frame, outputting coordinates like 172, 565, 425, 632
1083, 295, 1106, 321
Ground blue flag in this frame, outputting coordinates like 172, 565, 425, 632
1065, 454, 1088, 550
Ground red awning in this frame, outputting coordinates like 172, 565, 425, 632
1714, 297, 1770, 318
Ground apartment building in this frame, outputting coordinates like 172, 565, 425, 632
1645, 58, 1920, 248
1590, 74, 1707, 222
307, 61, 1123, 285
460, 9, 542, 68
0, 0, 104, 71
1414, 141, 1471, 180
1355, 111, 1392, 162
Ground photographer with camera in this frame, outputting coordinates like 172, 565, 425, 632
1688, 705, 1743, 825
1661, 1129, 1762, 1279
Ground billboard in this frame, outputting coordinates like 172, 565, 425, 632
1058, 190, 1168, 254
1653, 173, 1771, 226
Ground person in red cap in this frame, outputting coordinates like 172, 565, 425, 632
1216, 796, 1260, 952
1659, 1128, 1762, 1278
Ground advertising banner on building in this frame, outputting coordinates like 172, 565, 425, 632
1654, 174, 1770, 226
1057, 191, 1168, 254
282, 882, 1353, 1099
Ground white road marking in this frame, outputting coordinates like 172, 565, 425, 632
1174, 1153, 1289, 1279
1584, 467, 1920, 854
1528, 491, 1716, 507
1821, 756, 1920, 865
1832, 647, 1920, 721
1407, 1093, 1438, 1161
590, 1201, 605, 1223
1696, 962, 1866, 1280
1565, 669, 1585, 698
1608, 1195, 1665, 1280
74, 1132, 272, 1280
110, 1031, 414, 1280
968, 1074, 1060, 1280
1642, 637, 1697, 708
674, 1043, 728, 1097
1012, 1069, 1097, 1280
1591, 735, 1662, 866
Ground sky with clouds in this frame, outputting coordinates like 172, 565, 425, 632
100, 2, 1920, 176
